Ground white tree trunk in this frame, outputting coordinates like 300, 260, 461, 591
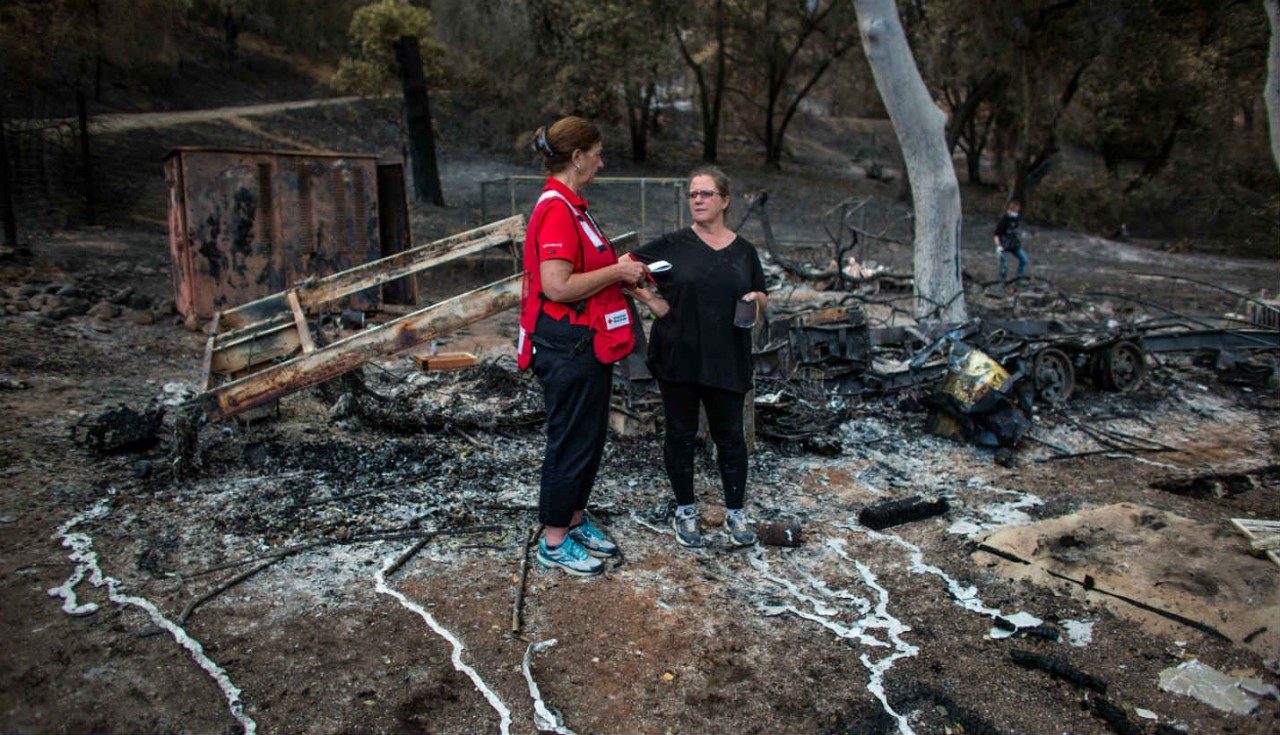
853, 0, 965, 322
1265, 0, 1280, 175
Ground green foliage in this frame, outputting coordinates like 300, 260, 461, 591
1065, 0, 1265, 164
332, 0, 443, 95
528, 0, 681, 120
722, 0, 859, 165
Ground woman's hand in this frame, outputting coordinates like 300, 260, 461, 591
624, 281, 670, 318
741, 290, 769, 313
612, 259, 649, 288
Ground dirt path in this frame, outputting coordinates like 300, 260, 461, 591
79, 96, 368, 134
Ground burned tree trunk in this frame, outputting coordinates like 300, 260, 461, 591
854, 0, 966, 321
77, 90, 95, 226
394, 36, 445, 207
675, 0, 727, 162
0, 98, 16, 248
625, 80, 657, 161
1266, 0, 1280, 174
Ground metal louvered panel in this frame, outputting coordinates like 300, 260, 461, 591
298, 164, 315, 255
352, 169, 369, 252
256, 162, 274, 250
331, 166, 350, 254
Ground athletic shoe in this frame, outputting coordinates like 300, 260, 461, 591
724, 511, 758, 546
536, 536, 603, 576
569, 516, 619, 558
672, 507, 703, 548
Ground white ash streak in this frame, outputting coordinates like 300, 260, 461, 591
749, 552, 889, 647
47, 499, 111, 615
801, 570, 872, 616
945, 490, 1042, 539
375, 553, 512, 735
48, 499, 257, 735
627, 511, 670, 536
1116, 454, 1181, 470
521, 639, 577, 735
852, 557, 918, 735
751, 545, 917, 733
837, 527, 1042, 632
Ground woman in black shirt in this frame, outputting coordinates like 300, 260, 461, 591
626, 166, 767, 548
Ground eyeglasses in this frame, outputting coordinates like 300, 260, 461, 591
687, 190, 721, 200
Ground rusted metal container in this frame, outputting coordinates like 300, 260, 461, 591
164, 148, 383, 319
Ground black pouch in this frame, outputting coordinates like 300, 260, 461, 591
534, 312, 593, 356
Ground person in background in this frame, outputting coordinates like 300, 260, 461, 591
624, 165, 767, 548
515, 116, 649, 576
994, 199, 1028, 283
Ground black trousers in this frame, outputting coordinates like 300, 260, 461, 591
658, 379, 748, 510
533, 316, 613, 528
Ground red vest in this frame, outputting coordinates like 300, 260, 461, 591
517, 187, 636, 369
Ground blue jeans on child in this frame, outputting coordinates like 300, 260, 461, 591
999, 248, 1029, 281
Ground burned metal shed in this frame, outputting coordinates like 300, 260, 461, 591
164, 148, 403, 319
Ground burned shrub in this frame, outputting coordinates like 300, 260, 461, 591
72, 404, 163, 454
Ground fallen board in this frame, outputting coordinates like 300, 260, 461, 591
1229, 518, 1280, 568
412, 351, 479, 372
975, 503, 1280, 660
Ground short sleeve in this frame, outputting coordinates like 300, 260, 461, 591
630, 234, 669, 264
536, 201, 582, 265
750, 247, 766, 292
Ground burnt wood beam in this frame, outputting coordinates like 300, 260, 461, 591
200, 275, 521, 422
218, 215, 524, 330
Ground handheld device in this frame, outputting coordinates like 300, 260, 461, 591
647, 260, 672, 273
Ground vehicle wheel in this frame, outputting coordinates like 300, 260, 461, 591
1099, 339, 1147, 392
1033, 348, 1075, 404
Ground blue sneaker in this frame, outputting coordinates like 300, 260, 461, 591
536, 536, 603, 576
568, 517, 619, 558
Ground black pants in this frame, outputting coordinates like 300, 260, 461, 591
658, 379, 747, 510
533, 315, 613, 528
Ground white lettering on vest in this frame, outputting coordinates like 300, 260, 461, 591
603, 308, 630, 330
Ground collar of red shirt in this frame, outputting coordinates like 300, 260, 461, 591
544, 176, 587, 210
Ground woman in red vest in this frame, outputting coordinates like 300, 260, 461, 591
517, 116, 649, 576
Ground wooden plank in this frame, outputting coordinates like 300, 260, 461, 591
287, 290, 316, 354
296, 229, 519, 308
201, 274, 522, 421
216, 293, 290, 332
210, 322, 302, 374
216, 215, 524, 330
412, 351, 478, 372
199, 311, 220, 392
212, 313, 293, 351
1230, 518, 1280, 569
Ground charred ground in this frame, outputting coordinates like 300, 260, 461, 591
1, 100, 1278, 735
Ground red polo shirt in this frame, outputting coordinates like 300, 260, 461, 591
535, 177, 586, 269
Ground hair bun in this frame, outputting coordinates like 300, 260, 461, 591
532, 126, 555, 158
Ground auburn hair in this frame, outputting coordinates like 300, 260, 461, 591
531, 116, 602, 174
